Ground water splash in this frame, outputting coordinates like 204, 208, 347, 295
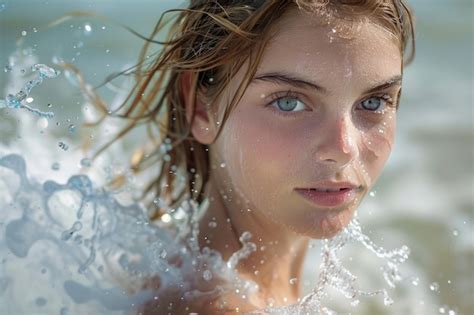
0, 63, 60, 118
250, 219, 409, 315
0, 154, 258, 314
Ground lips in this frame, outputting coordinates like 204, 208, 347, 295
295, 181, 361, 207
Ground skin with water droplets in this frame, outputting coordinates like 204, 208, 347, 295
190, 7, 402, 310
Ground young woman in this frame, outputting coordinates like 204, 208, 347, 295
97, 0, 415, 313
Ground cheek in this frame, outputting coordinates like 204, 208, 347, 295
360, 115, 396, 184
219, 109, 300, 207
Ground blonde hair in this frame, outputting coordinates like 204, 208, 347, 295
92, 0, 415, 220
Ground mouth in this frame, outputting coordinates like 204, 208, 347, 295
294, 182, 361, 208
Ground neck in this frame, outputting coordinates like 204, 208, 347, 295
197, 179, 310, 307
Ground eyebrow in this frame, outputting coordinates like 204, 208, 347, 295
251, 72, 402, 95
251, 72, 328, 94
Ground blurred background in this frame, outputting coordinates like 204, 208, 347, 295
0, 0, 472, 314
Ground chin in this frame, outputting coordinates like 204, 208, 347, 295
290, 206, 355, 239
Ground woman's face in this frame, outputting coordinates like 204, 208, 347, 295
205, 9, 402, 238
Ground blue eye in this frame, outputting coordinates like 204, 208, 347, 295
271, 96, 306, 113
360, 95, 392, 112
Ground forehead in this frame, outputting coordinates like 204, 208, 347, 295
256, 8, 402, 87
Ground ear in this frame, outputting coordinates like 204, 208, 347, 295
181, 71, 217, 145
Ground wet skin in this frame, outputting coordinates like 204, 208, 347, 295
183, 6, 403, 313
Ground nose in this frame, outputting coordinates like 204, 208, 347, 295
316, 114, 359, 168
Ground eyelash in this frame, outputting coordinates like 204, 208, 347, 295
266, 90, 395, 116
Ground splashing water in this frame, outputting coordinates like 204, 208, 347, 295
0, 154, 260, 314
0, 63, 59, 118
249, 219, 409, 315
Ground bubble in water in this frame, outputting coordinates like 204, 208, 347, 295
203, 270, 213, 281
3, 65, 12, 72
0, 3, 5, 12
369, 191, 376, 197
68, 124, 76, 133
26, 97, 34, 103
60, 307, 70, 315
208, 221, 217, 228
430, 282, 440, 292
452, 229, 459, 236
411, 277, 419, 286
21, 30, 27, 36
51, 162, 60, 171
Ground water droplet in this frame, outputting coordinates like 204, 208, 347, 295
289, 277, 298, 285
220, 163, 226, 168
3, 65, 12, 72
37, 117, 49, 129
448, 310, 456, 315
26, 97, 34, 103
21, 30, 27, 36
105, 49, 110, 53
369, 190, 376, 197
452, 229, 459, 236
58, 142, 69, 151
35, 297, 47, 306
350, 299, 360, 306
80, 158, 92, 167
429, 282, 440, 292
161, 214, 171, 223
51, 162, 60, 171
68, 124, 76, 133
40, 268, 47, 274
60, 307, 70, 315
208, 221, 217, 228
0, 3, 5, 12
411, 277, 419, 286
32, 27, 38, 33
84, 23, 92, 33
203, 270, 212, 281
383, 295, 394, 306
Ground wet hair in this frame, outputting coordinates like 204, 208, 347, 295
93, 0, 415, 220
